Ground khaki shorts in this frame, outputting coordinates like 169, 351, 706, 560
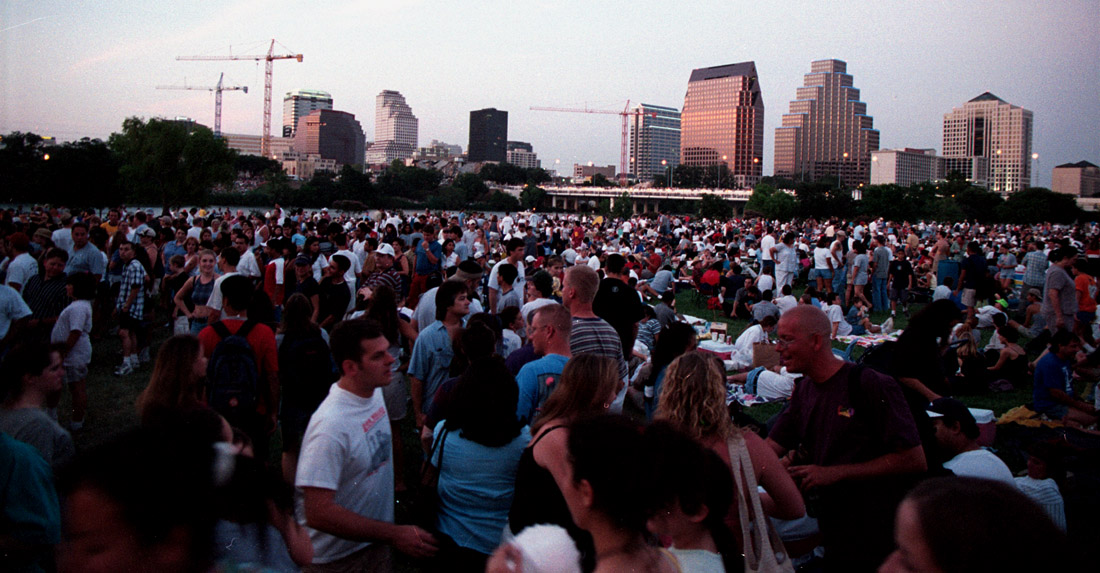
961, 288, 977, 308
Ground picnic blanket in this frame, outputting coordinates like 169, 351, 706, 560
998, 405, 1065, 428
836, 330, 903, 348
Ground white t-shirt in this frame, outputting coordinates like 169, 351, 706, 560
296, 384, 394, 564
1014, 476, 1066, 531
487, 260, 525, 295
732, 324, 768, 368
520, 297, 557, 327
943, 449, 1015, 486
236, 249, 262, 278
0, 284, 32, 339
205, 272, 238, 312
51, 299, 93, 367
52, 228, 74, 254
5, 253, 38, 289
760, 235, 776, 261
755, 273, 775, 294
775, 295, 798, 315
813, 247, 835, 270
826, 304, 852, 337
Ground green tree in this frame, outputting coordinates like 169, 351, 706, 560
612, 192, 633, 220
482, 191, 521, 212
589, 173, 616, 188
745, 183, 797, 220
0, 132, 49, 203
996, 188, 1083, 224
42, 138, 120, 208
697, 193, 732, 219
953, 187, 1004, 222
109, 117, 237, 210
452, 172, 491, 202
520, 184, 547, 210
235, 154, 282, 177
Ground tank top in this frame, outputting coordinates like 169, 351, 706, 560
508, 424, 595, 571
191, 275, 215, 307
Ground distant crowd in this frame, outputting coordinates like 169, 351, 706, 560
0, 203, 1091, 572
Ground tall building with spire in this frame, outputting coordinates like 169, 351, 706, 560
942, 92, 1033, 193
774, 59, 879, 186
365, 90, 418, 164
628, 103, 681, 182
680, 62, 763, 187
282, 89, 333, 138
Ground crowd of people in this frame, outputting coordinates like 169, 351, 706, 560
0, 203, 1092, 572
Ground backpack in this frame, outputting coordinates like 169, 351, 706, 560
207, 320, 259, 427
278, 330, 337, 414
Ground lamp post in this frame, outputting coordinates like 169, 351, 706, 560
1031, 152, 1040, 188
661, 159, 670, 188
719, 154, 727, 189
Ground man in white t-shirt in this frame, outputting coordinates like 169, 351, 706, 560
4, 233, 38, 293
823, 292, 852, 339
928, 397, 1014, 486
233, 233, 262, 279
297, 319, 439, 570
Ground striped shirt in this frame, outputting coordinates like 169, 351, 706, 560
570, 316, 628, 380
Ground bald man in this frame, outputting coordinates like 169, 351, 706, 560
767, 305, 926, 571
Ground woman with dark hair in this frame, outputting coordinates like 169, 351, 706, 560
561, 415, 680, 573
986, 326, 1028, 389
643, 322, 698, 421
508, 354, 621, 570
0, 341, 73, 470
304, 236, 328, 282
427, 357, 529, 571
888, 298, 963, 468
879, 477, 1075, 573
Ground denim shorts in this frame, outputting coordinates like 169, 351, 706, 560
809, 268, 834, 281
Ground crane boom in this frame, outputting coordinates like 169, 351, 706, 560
531, 101, 657, 183
156, 73, 247, 137
178, 39, 303, 156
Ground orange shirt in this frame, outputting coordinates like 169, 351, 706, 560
1075, 273, 1097, 313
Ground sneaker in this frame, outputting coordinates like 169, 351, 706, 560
881, 317, 895, 335
114, 362, 134, 376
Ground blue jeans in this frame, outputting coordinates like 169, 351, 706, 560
872, 277, 888, 311
832, 264, 848, 306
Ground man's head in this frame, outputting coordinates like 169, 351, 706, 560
496, 263, 518, 288
117, 240, 135, 262
529, 303, 571, 356
927, 397, 980, 455
374, 243, 395, 270
329, 319, 394, 394
528, 270, 553, 300
776, 305, 834, 376
219, 275, 254, 315
562, 264, 599, 311
231, 233, 249, 254
506, 238, 525, 263
450, 260, 483, 287
43, 248, 69, 278
71, 222, 89, 249
435, 280, 470, 321
1049, 330, 1080, 360
328, 254, 351, 279
7, 232, 29, 254
605, 253, 627, 278
422, 224, 436, 243
219, 246, 240, 270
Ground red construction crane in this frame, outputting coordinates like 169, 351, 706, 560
156, 73, 248, 137
530, 100, 657, 183
178, 39, 303, 157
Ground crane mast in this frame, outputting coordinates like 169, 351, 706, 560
530, 101, 657, 184
156, 73, 247, 137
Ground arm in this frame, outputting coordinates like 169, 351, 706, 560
301, 487, 437, 558
173, 277, 195, 318
988, 349, 1013, 372
896, 376, 941, 402
409, 374, 426, 428
397, 318, 418, 343
1049, 290, 1063, 327
788, 445, 927, 491
1049, 388, 1098, 413
266, 499, 313, 567
309, 294, 320, 323
743, 432, 806, 520
63, 330, 81, 356
954, 268, 966, 294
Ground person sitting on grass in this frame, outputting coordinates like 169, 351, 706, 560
730, 315, 776, 371
1032, 330, 1098, 427
845, 297, 893, 336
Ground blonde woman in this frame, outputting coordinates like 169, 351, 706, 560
173, 249, 218, 336
656, 351, 805, 533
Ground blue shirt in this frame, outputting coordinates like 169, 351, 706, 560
515, 353, 570, 424
431, 421, 530, 555
415, 240, 443, 275
409, 322, 454, 414
1033, 352, 1075, 414
65, 244, 106, 277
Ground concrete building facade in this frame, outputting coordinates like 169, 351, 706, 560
680, 62, 763, 187
1053, 161, 1100, 197
222, 133, 294, 159
282, 89, 333, 138
942, 92, 1032, 194
366, 90, 418, 164
628, 103, 681, 182
774, 59, 879, 187
870, 148, 940, 187
506, 141, 540, 169
468, 108, 508, 163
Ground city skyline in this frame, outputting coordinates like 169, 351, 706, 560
1, 1, 1097, 182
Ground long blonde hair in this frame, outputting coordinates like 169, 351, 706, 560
530, 354, 619, 434
655, 351, 737, 441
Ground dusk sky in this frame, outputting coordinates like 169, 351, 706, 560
2, 1, 1097, 183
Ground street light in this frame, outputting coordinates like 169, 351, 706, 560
661, 159, 670, 188
1032, 152, 1040, 188
719, 154, 727, 189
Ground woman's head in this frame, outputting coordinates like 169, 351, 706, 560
655, 351, 735, 441
0, 342, 64, 404
531, 354, 620, 434
565, 414, 649, 534
880, 477, 1073, 573
137, 336, 206, 419
281, 293, 317, 335
444, 356, 523, 447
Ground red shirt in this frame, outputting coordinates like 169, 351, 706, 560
198, 318, 279, 414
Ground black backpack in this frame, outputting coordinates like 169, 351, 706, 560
278, 330, 337, 414
207, 320, 259, 426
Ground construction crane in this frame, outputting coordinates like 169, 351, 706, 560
530, 100, 657, 184
156, 73, 247, 137
178, 39, 303, 157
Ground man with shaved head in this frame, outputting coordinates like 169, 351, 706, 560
767, 305, 926, 571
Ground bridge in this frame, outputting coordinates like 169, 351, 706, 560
539, 186, 757, 214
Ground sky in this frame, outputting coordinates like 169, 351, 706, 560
2, 0, 1098, 184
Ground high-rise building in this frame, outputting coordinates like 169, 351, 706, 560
222, 133, 294, 159
506, 141, 540, 169
468, 108, 508, 163
942, 92, 1033, 194
870, 148, 941, 187
680, 62, 763, 187
628, 103, 681, 182
293, 109, 366, 167
774, 59, 879, 186
414, 140, 464, 160
365, 90, 418, 165
1052, 161, 1100, 197
282, 89, 333, 138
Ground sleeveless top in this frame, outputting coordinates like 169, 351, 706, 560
191, 275, 216, 307
508, 424, 595, 571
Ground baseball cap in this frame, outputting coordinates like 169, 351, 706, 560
926, 397, 980, 440
1028, 288, 1042, 298
294, 254, 311, 266
525, 255, 536, 263
375, 243, 396, 257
